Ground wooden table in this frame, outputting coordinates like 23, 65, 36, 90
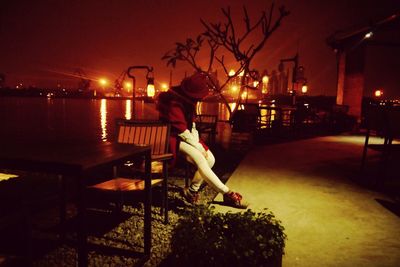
361, 105, 400, 185
0, 141, 152, 266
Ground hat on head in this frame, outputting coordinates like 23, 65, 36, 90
180, 72, 210, 100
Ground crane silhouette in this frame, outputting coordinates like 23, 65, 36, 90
114, 70, 128, 97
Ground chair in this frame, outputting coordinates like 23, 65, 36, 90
361, 104, 400, 185
231, 104, 260, 133
195, 114, 218, 144
88, 119, 173, 224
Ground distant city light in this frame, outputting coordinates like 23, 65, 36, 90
374, 89, 383, 98
0, 173, 18, 182
253, 81, 259, 87
229, 69, 235, 76
99, 78, 108, 86
231, 85, 238, 92
161, 83, 169, 91
364, 31, 373, 39
124, 81, 132, 92
301, 84, 308, 94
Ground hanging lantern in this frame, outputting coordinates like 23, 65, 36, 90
146, 77, 155, 97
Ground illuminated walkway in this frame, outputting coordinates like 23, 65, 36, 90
212, 135, 400, 267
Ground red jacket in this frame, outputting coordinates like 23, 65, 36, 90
157, 87, 208, 166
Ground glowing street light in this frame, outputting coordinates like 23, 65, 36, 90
364, 31, 373, 39
301, 84, 308, 94
147, 77, 155, 97
161, 83, 169, 92
124, 81, 132, 92
261, 75, 269, 94
374, 89, 383, 98
98, 78, 108, 97
99, 78, 108, 86
229, 69, 235, 77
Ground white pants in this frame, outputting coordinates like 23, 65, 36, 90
179, 141, 229, 194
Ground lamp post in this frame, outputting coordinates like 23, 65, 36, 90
127, 65, 154, 119
280, 53, 299, 106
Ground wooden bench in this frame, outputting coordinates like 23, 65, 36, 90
195, 114, 218, 144
88, 119, 173, 224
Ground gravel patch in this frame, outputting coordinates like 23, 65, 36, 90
30, 175, 226, 267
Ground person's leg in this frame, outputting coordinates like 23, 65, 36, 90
187, 149, 215, 191
179, 142, 229, 194
180, 142, 248, 208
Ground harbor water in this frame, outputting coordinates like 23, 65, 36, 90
0, 97, 232, 145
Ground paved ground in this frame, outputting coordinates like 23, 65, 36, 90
212, 135, 400, 267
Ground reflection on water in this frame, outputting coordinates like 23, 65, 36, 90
100, 99, 107, 142
125, 100, 132, 120
0, 97, 265, 145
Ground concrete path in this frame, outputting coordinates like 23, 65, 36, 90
212, 135, 400, 267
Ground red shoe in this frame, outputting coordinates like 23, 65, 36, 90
182, 187, 199, 205
223, 191, 248, 209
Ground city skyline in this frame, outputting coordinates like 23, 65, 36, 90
1, 0, 400, 97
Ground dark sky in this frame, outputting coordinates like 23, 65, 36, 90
1, 0, 399, 96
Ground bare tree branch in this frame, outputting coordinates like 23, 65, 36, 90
215, 55, 228, 76
207, 40, 218, 72
162, 3, 289, 120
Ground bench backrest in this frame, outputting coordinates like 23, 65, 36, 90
196, 114, 218, 124
116, 119, 170, 156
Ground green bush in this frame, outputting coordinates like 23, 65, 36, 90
170, 205, 286, 267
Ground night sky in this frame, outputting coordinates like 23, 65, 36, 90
1, 0, 400, 96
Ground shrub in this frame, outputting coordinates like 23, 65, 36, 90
170, 205, 286, 267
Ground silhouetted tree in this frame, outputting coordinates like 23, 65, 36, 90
162, 2, 289, 120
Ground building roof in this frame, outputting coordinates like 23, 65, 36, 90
327, 12, 400, 50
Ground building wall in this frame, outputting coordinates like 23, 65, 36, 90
336, 45, 365, 121
336, 52, 346, 105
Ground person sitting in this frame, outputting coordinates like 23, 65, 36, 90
156, 72, 248, 209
